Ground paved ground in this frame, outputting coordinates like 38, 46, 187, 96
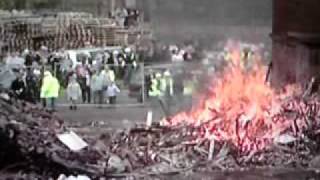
57, 105, 164, 128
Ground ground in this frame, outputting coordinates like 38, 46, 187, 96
55, 105, 320, 180
58, 105, 154, 128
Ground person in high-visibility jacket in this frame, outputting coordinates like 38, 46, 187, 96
160, 70, 174, 96
224, 50, 232, 62
241, 48, 254, 70
148, 73, 162, 97
148, 72, 167, 118
183, 79, 195, 96
41, 71, 60, 111
159, 70, 175, 116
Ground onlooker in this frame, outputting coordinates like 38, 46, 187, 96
40, 71, 60, 111
25, 68, 38, 103
67, 76, 82, 110
107, 82, 120, 104
76, 60, 91, 103
24, 50, 33, 67
90, 70, 101, 104
10, 73, 26, 100
97, 69, 108, 106
100, 67, 112, 103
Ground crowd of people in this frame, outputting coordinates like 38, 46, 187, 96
110, 7, 141, 28
1, 38, 268, 115
2, 45, 140, 111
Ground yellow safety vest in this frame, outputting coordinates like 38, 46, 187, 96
183, 80, 194, 95
41, 75, 60, 98
160, 77, 174, 96
149, 78, 162, 97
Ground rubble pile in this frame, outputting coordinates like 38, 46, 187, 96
0, 92, 103, 178
1, 89, 320, 179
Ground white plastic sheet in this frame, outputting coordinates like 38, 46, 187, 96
57, 131, 88, 152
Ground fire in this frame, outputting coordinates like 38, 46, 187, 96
164, 46, 300, 152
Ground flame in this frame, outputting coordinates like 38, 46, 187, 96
165, 46, 299, 152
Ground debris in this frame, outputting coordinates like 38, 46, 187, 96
309, 156, 320, 169
108, 155, 126, 173
146, 111, 153, 128
1, 90, 320, 178
208, 138, 215, 161
274, 134, 297, 145
57, 174, 67, 180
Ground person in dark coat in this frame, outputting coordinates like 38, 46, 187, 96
11, 73, 26, 100
24, 53, 33, 67
25, 68, 38, 103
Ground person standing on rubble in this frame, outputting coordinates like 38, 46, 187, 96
40, 71, 60, 112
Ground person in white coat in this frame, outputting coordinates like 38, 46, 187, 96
67, 76, 82, 110
107, 82, 120, 104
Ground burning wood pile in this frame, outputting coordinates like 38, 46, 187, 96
1, 49, 320, 179
1, 88, 320, 179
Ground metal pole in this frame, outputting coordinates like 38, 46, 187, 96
141, 63, 145, 105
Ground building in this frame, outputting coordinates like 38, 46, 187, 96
271, 0, 320, 88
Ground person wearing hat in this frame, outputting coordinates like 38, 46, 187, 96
40, 71, 60, 111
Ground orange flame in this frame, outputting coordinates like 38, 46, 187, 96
165, 46, 298, 152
